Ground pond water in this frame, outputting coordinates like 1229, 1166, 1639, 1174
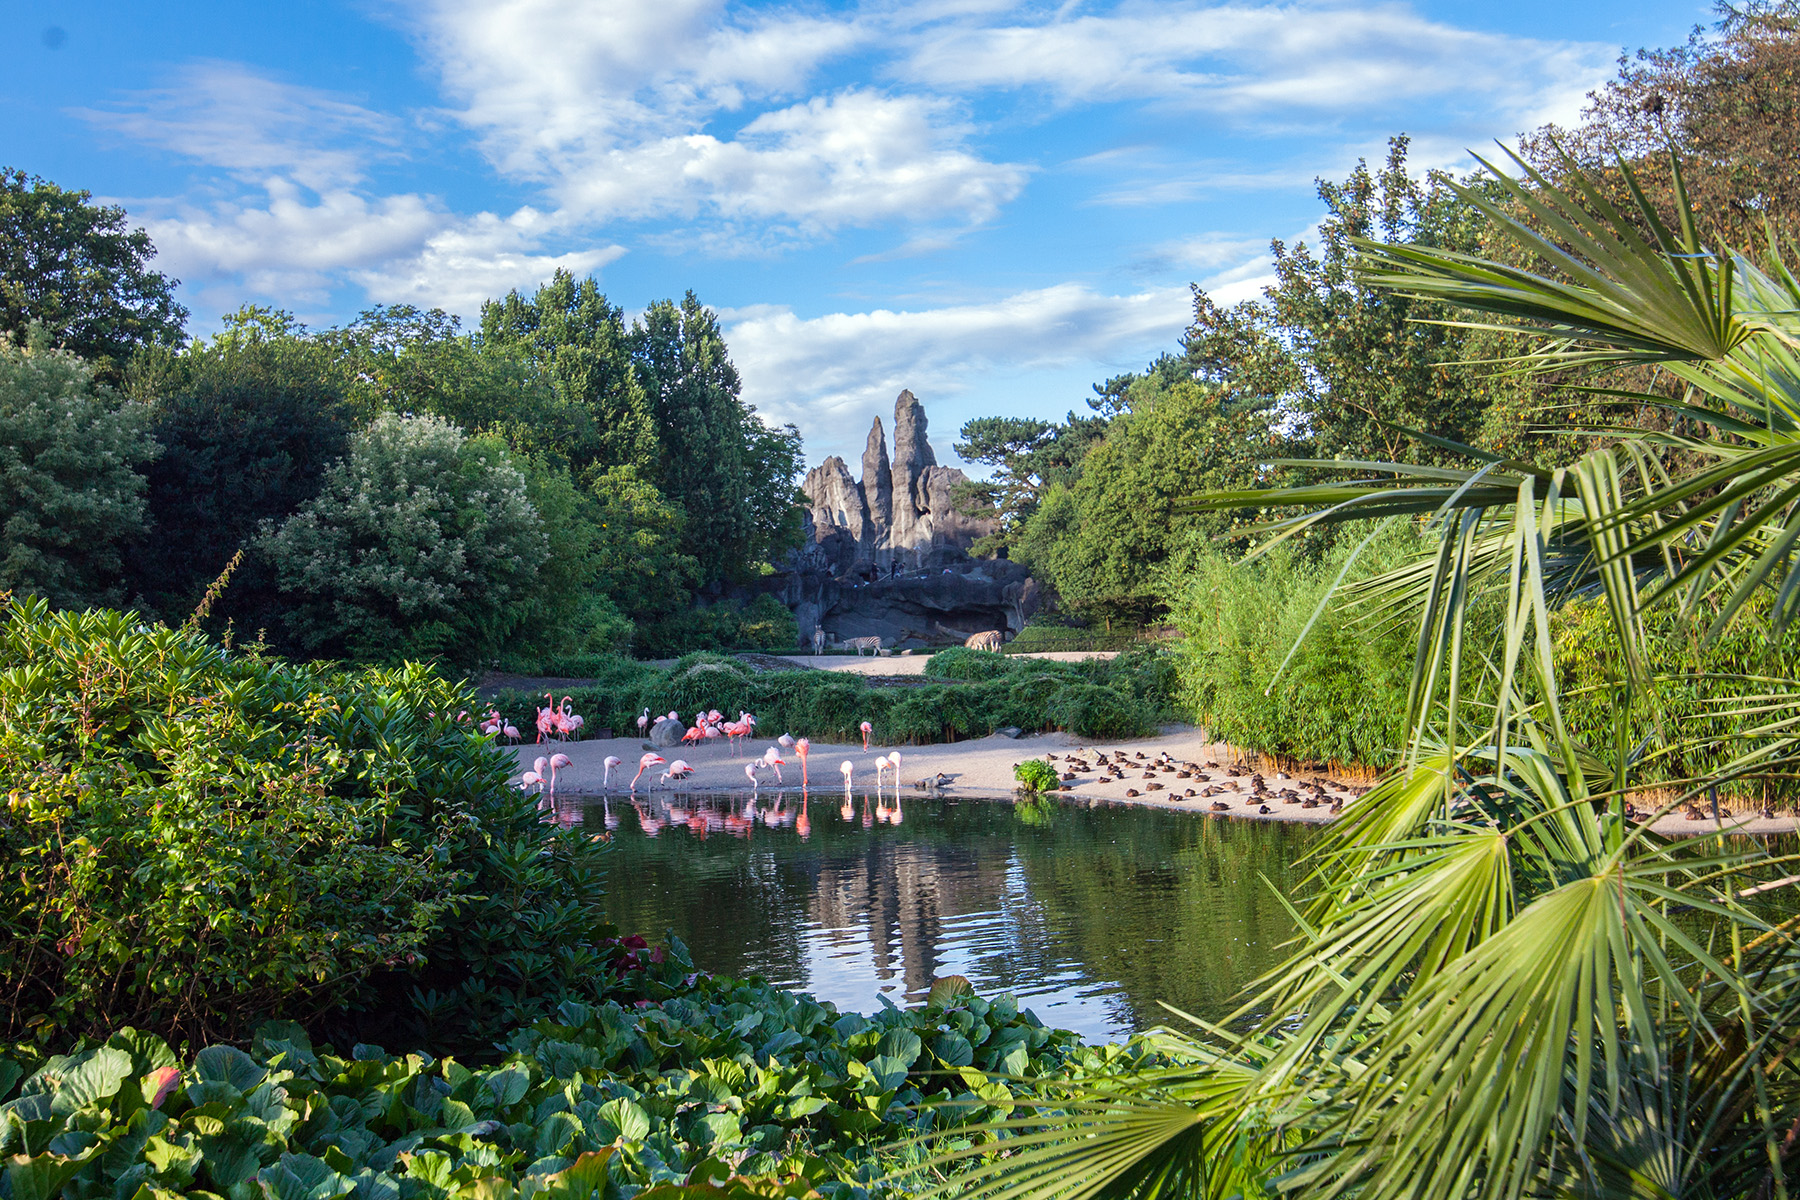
562, 789, 1319, 1043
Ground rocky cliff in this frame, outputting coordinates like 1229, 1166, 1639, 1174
800, 391, 992, 574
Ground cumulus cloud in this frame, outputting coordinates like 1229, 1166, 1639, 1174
724, 282, 1193, 435
409, 0, 1024, 233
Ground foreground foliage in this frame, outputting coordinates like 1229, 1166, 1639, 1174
0, 969, 1107, 1200
920, 152, 1800, 1199
0, 598, 609, 1050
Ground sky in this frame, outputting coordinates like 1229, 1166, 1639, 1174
3, 0, 1710, 470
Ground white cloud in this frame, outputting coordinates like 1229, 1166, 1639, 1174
903, 2, 1615, 125
725, 282, 1192, 433
74, 61, 400, 190
409, 0, 1024, 234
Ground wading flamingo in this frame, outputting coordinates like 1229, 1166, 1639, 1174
744, 762, 761, 792
761, 746, 786, 783
661, 759, 693, 784
547, 752, 572, 794
887, 750, 903, 791
860, 721, 872, 751
630, 752, 664, 791
602, 754, 623, 789
839, 761, 854, 820
873, 753, 891, 793
795, 738, 810, 788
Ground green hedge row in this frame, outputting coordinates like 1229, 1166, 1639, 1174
485, 648, 1179, 745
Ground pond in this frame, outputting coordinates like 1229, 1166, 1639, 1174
563, 789, 1320, 1043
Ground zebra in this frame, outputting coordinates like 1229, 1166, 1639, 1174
964, 630, 1004, 652
844, 635, 883, 656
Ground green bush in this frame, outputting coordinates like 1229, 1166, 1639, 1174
926, 645, 1015, 681
0, 597, 610, 1050
634, 595, 798, 658
1014, 759, 1061, 792
0, 971, 1107, 1200
1045, 682, 1158, 741
1167, 526, 1434, 767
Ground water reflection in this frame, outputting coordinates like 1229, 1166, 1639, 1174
557, 788, 1317, 1042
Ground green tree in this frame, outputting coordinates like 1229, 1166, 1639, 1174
477, 271, 659, 475
0, 338, 156, 608
587, 465, 701, 623
121, 307, 352, 626
1186, 136, 1525, 464
629, 292, 803, 582
0, 169, 188, 378
953, 411, 1108, 556
262, 413, 546, 665
504, 457, 635, 657
1013, 380, 1271, 624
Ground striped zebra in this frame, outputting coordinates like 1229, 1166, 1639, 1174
844, 635, 884, 656
964, 630, 1004, 652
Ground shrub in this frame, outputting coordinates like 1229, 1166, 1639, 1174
0, 597, 610, 1050
634, 595, 798, 658
926, 645, 1016, 680
263, 413, 546, 667
0, 339, 156, 609
1015, 759, 1061, 792
1045, 683, 1158, 740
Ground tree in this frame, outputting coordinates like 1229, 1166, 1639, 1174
0, 337, 156, 608
953, 411, 1108, 556
1012, 379, 1271, 623
586, 465, 701, 623
0, 169, 188, 377
121, 307, 352, 626
629, 292, 803, 584
1185, 137, 1528, 464
504, 458, 635, 657
477, 271, 659, 475
1522, 1, 1800, 249
262, 414, 546, 665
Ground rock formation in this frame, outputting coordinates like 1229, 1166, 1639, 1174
800, 390, 991, 574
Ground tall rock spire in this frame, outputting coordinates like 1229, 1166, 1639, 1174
888, 391, 937, 561
860, 416, 892, 560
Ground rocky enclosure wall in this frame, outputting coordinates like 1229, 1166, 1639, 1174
782, 391, 1038, 650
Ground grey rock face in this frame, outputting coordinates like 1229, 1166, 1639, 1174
649, 717, 686, 747
798, 390, 993, 575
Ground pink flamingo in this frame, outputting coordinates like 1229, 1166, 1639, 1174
637, 708, 650, 738
778, 733, 795, 749
840, 761, 854, 820
547, 752, 572, 793
536, 693, 559, 743
795, 738, 810, 788
630, 752, 664, 791
602, 754, 623, 789
744, 762, 761, 792
661, 759, 693, 784
560, 697, 584, 739
888, 750, 903, 790
681, 724, 703, 745
860, 721, 872, 751
873, 753, 891, 795
761, 747, 786, 783
502, 723, 520, 743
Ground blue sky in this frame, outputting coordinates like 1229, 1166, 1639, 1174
3, 0, 1707, 469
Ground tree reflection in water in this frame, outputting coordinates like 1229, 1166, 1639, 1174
567, 790, 1316, 1042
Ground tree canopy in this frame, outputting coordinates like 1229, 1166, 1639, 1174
0, 169, 187, 378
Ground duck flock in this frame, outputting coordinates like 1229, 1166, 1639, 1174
1039, 749, 1369, 815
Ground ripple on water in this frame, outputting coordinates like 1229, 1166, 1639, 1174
577, 789, 1318, 1043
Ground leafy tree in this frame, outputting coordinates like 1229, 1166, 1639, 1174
504, 457, 635, 657
477, 271, 659, 475
0, 337, 156, 608
586, 465, 701, 623
0, 169, 187, 377
1522, 1, 1800, 248
953, 411, 1108, 556
629, 292, 803, 582
121, 307, 352, 625
1013, 379, 1272, 623
262, 413, 546, 665
1185, 137, 1526, 464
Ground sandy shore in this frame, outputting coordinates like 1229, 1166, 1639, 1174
513, 724, 1800, 838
